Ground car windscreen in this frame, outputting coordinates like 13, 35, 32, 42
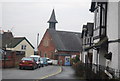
47, 59, 50, 61
40, 58, 43, 61
22, 58, 33, 61
31, 57, 38, 62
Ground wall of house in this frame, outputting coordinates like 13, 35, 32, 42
0, 34, 2, 49
58, 56, 65, 66
7, 40, 34, 57
99, 47, 107, 66
38, 30, 56, 59
118, 1, 120, 69
107, 2, 119, 69
92, 49, 98, 64
56, 51, 80, 65
92, 39, 100, 65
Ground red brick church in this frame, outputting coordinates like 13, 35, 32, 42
38, 9, 82, 66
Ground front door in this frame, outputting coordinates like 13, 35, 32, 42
65, 56, 70, 66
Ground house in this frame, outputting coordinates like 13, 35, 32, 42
2, 31, 34, 57
38, 9, 82, 66
1, 31, 34, 68
82, 0, 120, 78
81, 23, 94, 64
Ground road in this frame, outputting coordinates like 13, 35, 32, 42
2, 65, 61, 80
46, 66, 80, 79
2, 66, 85, 81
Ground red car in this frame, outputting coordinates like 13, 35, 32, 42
19, 57, 37, 70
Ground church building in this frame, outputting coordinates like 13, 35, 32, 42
38, 9, 82, 66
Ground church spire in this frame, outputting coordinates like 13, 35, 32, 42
48, 9, 58, 29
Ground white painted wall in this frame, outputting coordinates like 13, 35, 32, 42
118, 1, 120, 69
107, 2, 119, 69
0, 3, 2, 27
108, 43, 118, 69
7, 39, 34, 57
92, 49, 97, 64
99, 48, 107, 66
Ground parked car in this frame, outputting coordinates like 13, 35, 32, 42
40, 58, 44, 67
19, 57, 37, 70
30, 55, 41, 68
40, 57, 48, 66
46, 58, 53, 65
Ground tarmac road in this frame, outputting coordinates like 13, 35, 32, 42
2, 65, 61, 81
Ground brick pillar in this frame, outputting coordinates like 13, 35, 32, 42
11, 51, 16, 67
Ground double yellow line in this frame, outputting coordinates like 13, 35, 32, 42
35, 66, 62, 81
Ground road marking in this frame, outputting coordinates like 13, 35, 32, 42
34, 66, 62, 81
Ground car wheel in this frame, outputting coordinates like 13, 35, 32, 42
19, 66, 23, 70
32, 66, 35, 70
39, 65, 41, 68
19, 66, 21, 69
38, 64, 40, 68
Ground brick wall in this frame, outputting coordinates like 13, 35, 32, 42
1, 51, 25, 68
38, 30, 56, 59
15, 54, 25, 67
37, 30, 81, 66
56, 51, 80, 66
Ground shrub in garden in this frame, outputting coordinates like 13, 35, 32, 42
72, 61, 85, 78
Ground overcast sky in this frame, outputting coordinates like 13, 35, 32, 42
0, 0, 94, 50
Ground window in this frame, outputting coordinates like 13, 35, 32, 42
101, 4, 106, 27
93, 5, 101, 38
94, 6, 100, 29
93, 3, 107, 38
101, 3, 107, 36
21, 45, 26, 50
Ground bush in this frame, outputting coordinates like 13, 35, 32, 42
72, 62, 110, 80
71, 55, 80, 65
72, 61, 85, 78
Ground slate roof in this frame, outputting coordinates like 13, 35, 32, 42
81, 23, 94, 38
48, 29, 82, 52
2, 32, 34, 49
89, 0, 108, 12
11, 37, 34, 49
48, 9, 58, 23
87, 23, 94, 36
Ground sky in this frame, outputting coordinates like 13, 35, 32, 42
0, 0, 94, 50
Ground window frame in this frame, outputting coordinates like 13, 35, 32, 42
21, 45, 27, 50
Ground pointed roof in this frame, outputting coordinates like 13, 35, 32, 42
2, 32, 34, 49
48, 9, 58, 23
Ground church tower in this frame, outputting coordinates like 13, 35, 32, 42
48, 9, 58, 30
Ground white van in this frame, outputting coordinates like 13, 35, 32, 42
46, 58, 53, 65
30, 55, 41, 68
